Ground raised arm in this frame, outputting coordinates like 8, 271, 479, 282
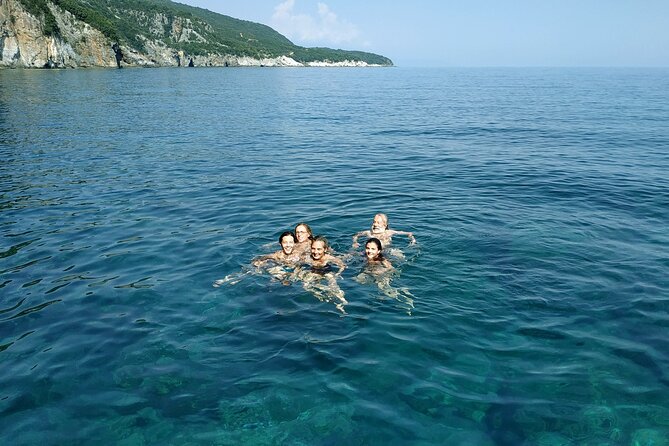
330, 254, 346, 276
390, 229, 416, 245
251, 252, 278, 267
352, 230, 370, 248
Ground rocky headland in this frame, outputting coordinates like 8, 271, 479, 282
0, 0, 393, 68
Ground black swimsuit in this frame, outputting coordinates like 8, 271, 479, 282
306, 262, 334, 275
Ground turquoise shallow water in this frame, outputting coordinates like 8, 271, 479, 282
1, 67, 669, 445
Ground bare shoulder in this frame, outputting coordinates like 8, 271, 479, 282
327, 254, 346, 267
270, 250, 283, 260
327, 253, 342, 262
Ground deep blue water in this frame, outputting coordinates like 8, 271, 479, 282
1, 66, 669, 445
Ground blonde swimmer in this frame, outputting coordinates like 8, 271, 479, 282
293, 236, 348, 313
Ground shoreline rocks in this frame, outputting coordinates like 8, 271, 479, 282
0, 0, 390, 69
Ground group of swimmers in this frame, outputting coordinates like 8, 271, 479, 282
214, 213, 416, 313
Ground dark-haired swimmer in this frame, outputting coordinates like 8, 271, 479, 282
294, 236, 347, 313
250, 231, 303, 284
252, 231, 301, 268
363, 237, 393, 272
352, 213, 416, 250
356, 238, 414, 312
213, 231, 299, 287
356, 238, 393, 286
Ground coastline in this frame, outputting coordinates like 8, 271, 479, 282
0, 0, 392, 70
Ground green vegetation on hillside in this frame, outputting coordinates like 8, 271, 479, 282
292, 48, 392, 65
53, 0, 120, 41
17, 0, 392, 65
16, 0, 60, 36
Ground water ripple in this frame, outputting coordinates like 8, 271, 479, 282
1, 67, 668, 444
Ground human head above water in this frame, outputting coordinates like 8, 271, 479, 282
279, 231, 295, 244
294, 222, 313, 243
366, 237, 383, 251
372, 213, 388, 232
279, 231, 295, 254
311, 235, 329, 251
365, 237, 384, 260
310, 235, 330, 260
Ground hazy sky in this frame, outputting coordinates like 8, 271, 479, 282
177, 0, 668, 67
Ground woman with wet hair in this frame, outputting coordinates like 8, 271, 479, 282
294, 222, 314, 257
356, 237, 414, 312
293, 235, 347, 313
363, 237, 393, 271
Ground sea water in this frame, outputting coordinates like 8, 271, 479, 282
1, 67, 668, 445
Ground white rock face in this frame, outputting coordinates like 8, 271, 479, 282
0, 0, 116, 67
0, 0, 386, 68
306, 60, 371, 67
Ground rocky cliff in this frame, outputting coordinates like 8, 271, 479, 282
0, 0, 392, 68
0, 0, 116, 67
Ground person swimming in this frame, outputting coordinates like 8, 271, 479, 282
363, 237, 393, 270
293, 235, 348, 313
305, 235, 345, 274
213, 231, 299, 287
356, 237, 415, 312
356, 237, 393, 285
252, 231, 301, 268
293, 222, 314, 258
251, 231, 302, 283
352, 213, 416, 250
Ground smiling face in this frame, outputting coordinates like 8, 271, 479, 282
371, 214, 388, 234
295, 224, 311, 243
280, 234, 295, 255
365, 239, 382, 260
311, 240, 326, 260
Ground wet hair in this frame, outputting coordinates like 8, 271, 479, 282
279, 231, 295, 244
373, 213, 389, 229
365, 237, 385, 260
294, 222, 313, 240
366, 237, 383, 251
311, 235, 329, 251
